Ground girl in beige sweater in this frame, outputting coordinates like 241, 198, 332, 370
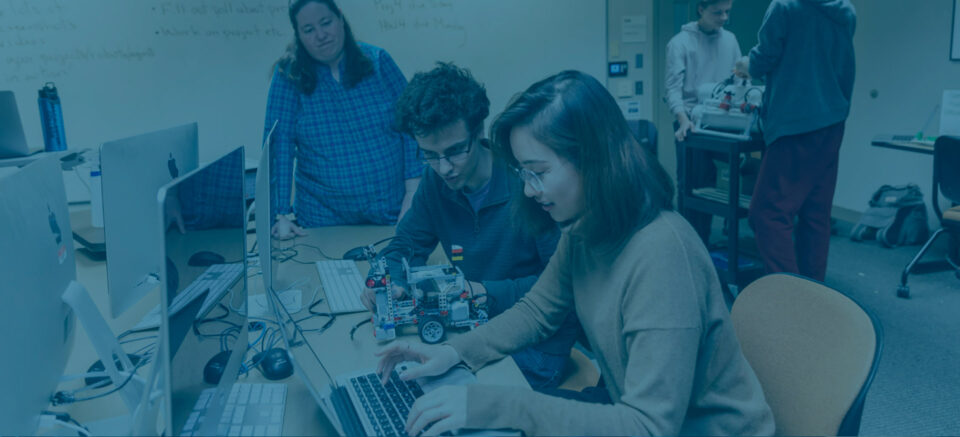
376, 71, 775, 436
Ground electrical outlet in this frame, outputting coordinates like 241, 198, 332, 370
635, 81, 644, 96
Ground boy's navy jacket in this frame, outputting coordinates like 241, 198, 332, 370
382, 151, 578, 355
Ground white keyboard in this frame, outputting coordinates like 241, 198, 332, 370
132, 263, 244, 331
315, 260, 366, 313
180, 383, 286, 437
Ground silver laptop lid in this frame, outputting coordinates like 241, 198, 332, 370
0, 91, 32, 158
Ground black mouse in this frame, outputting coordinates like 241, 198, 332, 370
342, 246, 366, 261
254, 348, 293, 381
85, 353, 142, 387
203, 350, 233, 385
189, 251, 225, 267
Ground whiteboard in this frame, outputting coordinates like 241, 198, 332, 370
0, 0, 606, 164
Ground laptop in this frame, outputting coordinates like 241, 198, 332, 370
0, 91, 43, 158
265, 284, 482, 437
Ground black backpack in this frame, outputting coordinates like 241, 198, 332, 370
851, 184, 930, 247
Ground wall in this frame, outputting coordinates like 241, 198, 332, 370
839, 0, 960, 219
0, 0, 605, 168
607, 0, 655, 122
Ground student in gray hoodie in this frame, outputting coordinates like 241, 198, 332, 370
737, 0, 856, 281
665, 0, 742, 244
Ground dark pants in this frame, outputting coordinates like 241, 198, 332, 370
512, 347, 568, 391
749, 122, 845, 282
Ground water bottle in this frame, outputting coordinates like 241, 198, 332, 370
38, 82, 68, 152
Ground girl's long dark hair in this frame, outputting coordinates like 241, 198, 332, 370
274, 0, 373, 93
491, 71, 674, 248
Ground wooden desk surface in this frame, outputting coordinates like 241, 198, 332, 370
57, 221, 526, 435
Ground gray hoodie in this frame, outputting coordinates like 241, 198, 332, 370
749, 0, 856, 145
665, 21, 743, 116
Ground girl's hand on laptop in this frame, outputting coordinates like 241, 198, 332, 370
406, 385, 467, 437
375, 342, 461, 385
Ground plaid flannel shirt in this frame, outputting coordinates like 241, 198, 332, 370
264, 43, 423, 226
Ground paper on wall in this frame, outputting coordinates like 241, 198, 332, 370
940, 90, 960, 136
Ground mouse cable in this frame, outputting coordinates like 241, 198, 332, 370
266, 284, 337, 386
51, 357, 150, 406
349, 318, 372, 342
290, 241, 337, 261
40, 411, 90, 437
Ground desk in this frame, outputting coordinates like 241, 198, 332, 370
871, 134, 935, 155
56, 220, 527, 435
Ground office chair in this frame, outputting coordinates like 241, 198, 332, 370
731, 274, 882, 436
897, 135, 960, 298
628, 119, 658, 157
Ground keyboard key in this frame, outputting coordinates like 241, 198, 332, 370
228, 425, 242, 436
233, 405, 246, 424
266, 425, 281, 436
253, 425, 266, 436
241, 425, 254, 436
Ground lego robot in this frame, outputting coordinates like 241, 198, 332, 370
367, 257, 488, 344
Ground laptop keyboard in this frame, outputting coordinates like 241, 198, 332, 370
351, 371, 424, 437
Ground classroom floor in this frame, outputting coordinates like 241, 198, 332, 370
824, 222, 960, 436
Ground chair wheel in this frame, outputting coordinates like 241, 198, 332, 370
897, 285, 911, 299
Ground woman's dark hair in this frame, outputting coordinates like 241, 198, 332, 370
393, 62, 490, 139
274, 0, 374, 93
491, 71, 674, 247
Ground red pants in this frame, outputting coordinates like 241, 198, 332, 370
749, 122, 845, 282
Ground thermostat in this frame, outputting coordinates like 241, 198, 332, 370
608, 61, 628, 77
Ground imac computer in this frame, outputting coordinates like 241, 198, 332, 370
100, 123, 199, 318
155, 147, 249, 436
256, 121, 280, 294
0, 155, 76, 435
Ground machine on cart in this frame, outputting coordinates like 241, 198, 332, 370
690, 75, 765, 140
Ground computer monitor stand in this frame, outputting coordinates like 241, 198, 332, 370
61, 281, 145, 426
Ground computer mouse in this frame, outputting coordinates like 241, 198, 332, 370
342, 246, 366, 261
255, 348, 293, 381
85, 353, 142, 387
189, 250, 225, 267
203, 350, 233, 385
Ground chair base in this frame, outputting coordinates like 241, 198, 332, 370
898, 228, 960, 298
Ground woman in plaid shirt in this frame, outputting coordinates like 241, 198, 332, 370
266, 0, 424, 237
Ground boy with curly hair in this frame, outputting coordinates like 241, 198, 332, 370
361, 62, 579, 391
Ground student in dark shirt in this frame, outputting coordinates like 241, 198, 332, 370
360, 62, 578, 390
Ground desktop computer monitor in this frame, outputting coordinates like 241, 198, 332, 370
256, 121, 279, 293
101, 123, 199, 318
156, 147, 248, 436
0, 155, 77, 435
